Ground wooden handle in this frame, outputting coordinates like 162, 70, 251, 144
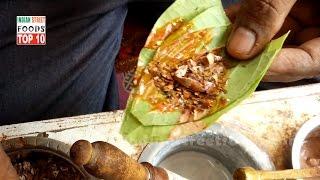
70, 140, 149, 180
234, 167, 320, 180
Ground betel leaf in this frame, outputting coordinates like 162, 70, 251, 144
120, 0, 289, 144
136, 0, 218, 68
130, 0, 232, 126
151, 0, 218, 31
121, 33, 288, 144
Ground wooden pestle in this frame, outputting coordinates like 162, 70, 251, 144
70, 140, 168, 180
234, 166, 320, 180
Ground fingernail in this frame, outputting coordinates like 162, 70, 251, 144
228, 27, 256, 55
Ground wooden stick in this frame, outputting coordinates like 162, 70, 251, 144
70, 140, 150, 180
234, 167, 320, 180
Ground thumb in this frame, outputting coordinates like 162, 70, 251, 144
263, 37, 320, 82
227, 0, 296, 60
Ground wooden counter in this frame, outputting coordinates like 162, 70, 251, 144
1, 83, 320, 170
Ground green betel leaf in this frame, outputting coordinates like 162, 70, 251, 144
201, 33, 289, 125
120, 96, 175, 144
121, 33, 288, 144
120, 0, 289, 144
152, 0, 218, 30
130, 0, 232, 126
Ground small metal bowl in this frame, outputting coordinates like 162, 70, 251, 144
139, 124, 274, 179
292, 117, 320, 169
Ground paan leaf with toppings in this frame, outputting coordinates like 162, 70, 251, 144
120, 0, 288, 144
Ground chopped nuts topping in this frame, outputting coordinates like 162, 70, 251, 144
147, 50, 228, 121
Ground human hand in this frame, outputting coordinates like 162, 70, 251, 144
0, 145, 18, 180
226, 0, 320, 82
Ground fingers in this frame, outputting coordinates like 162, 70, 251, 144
227, 0, 297, 60
264, 37, 320, 82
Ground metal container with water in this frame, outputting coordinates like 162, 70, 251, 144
139, 124, 275, 180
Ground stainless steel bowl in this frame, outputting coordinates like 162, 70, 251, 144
292, 117, 320, 169
139, 124, 274, 179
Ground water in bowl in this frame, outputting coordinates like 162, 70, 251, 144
158, 151, 232, 180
